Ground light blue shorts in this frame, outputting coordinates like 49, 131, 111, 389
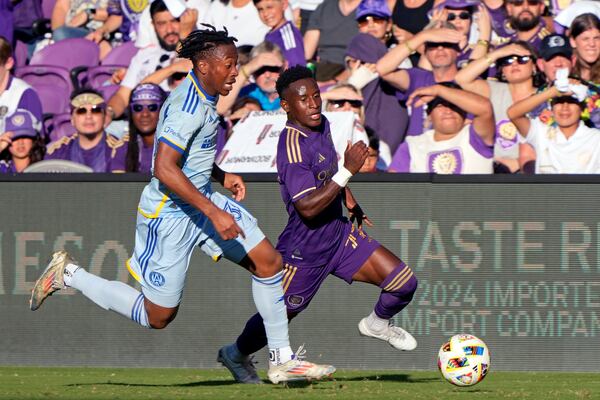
127, 192, 265, 308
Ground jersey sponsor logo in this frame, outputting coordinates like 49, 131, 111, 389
224, 201, 242, 221
149, 271, 166, 287
291, 249, 303, 260
287, 295, 304, 308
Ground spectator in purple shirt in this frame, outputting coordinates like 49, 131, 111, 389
377, 26, 463, 136
220, 66, 418, 384
494, 0, 552, 52
254, 0, 306, 67
0, 0, 14, 44
109, 83, 166, 173
46, 88, 127, 172
0, 109, 45, 173
0, 37, 43, 135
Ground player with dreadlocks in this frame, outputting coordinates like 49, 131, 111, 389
219, 66, 419, 384
30, 26, 335, 385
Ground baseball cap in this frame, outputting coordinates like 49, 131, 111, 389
356, 0, 392, 20
4, 109, 40, 139
436, 0, 479, 9
539, 34, 572, 61
131, 83, 167, 104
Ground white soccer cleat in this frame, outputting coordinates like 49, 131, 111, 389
217, 344, 263, 384
267, 346, 336, 384
358, 317, 417, 351
29, 250, 75, 311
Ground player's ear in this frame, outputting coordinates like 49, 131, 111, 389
280, 98, 290, 113
197, 59, 209, 75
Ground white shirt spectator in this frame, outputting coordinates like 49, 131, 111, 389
526, 118, 600, 174
394, 124, 493, 174
121, 45, 175, 91
296, 0, 323, 11
204, 0, 269, 46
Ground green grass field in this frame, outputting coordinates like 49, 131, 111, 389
1, 367, 598, 400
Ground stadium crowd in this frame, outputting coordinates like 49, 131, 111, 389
0, 0, 599, 174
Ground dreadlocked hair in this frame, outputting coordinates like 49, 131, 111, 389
177, 24, 237, 64
276, 66, 314, 99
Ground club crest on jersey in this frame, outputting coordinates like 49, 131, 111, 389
224, 201, 242, 221
201, 136, 216, 149
149, 271, 166, 287
287, 295, 304, 308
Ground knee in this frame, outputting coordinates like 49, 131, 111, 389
255, 250, 282, 278
404, 274, 418, 299
147, 311, 177, 329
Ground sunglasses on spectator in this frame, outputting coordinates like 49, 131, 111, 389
424, 42, 460, 51
74, 105, 105, 115
131, 103, 160, 113
253, 65, 283, 76
357, 15, 388, 27
330, 99, 363, 108
447, 11, 471, 21
506, 0, 542, 6
497, 55, 532, 67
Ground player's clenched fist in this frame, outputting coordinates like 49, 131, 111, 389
343, 141, 369, 174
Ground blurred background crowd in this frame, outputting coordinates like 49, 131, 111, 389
0, 0, 599, 174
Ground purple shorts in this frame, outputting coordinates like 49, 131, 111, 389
281, 222, 380, 313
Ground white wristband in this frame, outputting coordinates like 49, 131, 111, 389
332, 166, 353, 187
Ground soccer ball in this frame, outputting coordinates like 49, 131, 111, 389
437, 334, 490, 387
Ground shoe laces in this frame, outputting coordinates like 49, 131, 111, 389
386, 323, 407, 340
242, 355, 258, 373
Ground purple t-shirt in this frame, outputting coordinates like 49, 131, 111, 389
402, 68, 436, 136
275, 117, 346, 267
0, 159, 16, 173
107, 0, 145, 41
2, 77, 44, 125
265, 21, 306, 67
46, 133, 125, 172
0, 0, 13, 44
108, 135, 154, 172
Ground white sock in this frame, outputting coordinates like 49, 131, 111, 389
366, 311, 389, 332
251, 271, 293, 365
65, 264, 150, 328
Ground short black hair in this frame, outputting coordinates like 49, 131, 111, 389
177, 24, 238, 64
276, 66, 314, 99
150, 0, 168, 18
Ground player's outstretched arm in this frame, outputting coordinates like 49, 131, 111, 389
294, 142, 368, 220
344, 187, 373, 229
155, 143, 244, 240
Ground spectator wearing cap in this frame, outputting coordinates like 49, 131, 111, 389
109, 83, 166, 172
46, 89, 127, 172
217, 41, 286, 115
508, 80, 600, 173
108, 0, 188, 119
254, 0, 306, 67
377, 25, 463, 136
429, 0, 492, 69
388, 82, 495, 174
537, 33, 573, 82
0, 109, 46, 173
455, 41, 544, 172
304, 0, 361, 82
493, 0, 552, 52
345, 32, 408, 154
0, 37, 43, 137
355, 0, 393, 47
570, 13, 600, 83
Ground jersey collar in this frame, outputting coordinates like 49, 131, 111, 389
285, 116, 330, 137
188, 70, 217, 104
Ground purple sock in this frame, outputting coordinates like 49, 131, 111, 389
374, 262, 418, 319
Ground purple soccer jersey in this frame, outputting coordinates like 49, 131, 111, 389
276, 117, 347, 267
265, 21, 306, 67
0, 159, 16, 173
46, 133, 126, 172
108, 136, 154, 172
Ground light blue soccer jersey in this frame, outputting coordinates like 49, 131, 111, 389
137, 71, 220, 218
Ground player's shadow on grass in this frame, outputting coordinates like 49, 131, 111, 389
67, 380, 237, 388
336, 374, 439, 384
